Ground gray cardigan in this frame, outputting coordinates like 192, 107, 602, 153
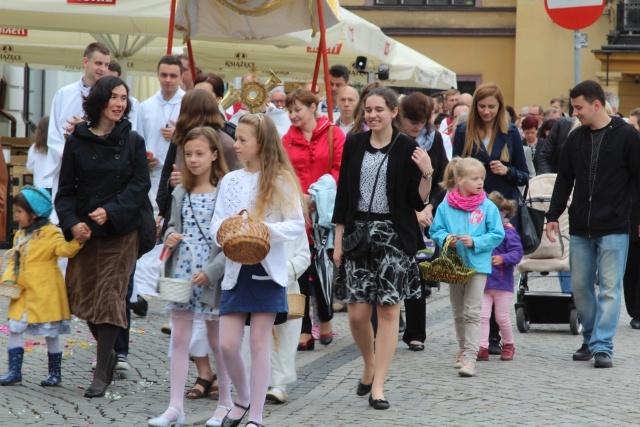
163, 184, 225, 310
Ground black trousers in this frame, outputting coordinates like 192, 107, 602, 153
114, 267, 135, 357
299, 250, 333, 334
623, 239, 640, 319
403, 280, 427, 344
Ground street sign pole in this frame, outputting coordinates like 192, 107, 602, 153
574, 30, 581, 86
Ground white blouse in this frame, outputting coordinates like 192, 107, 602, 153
210, 169, 305, 290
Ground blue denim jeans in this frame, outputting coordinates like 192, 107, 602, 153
570, 234, 629, 357
558, 271, 572, 294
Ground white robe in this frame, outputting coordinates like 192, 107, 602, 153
241, 234, 310, 386
44, 78, 90, 223
229, 104, 291, 138
134, 89, 184, 298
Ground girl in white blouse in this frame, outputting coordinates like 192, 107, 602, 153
210, 113, 305, 427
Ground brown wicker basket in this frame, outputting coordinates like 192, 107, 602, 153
216, 209, 270, 265
419, 236, 477, 285
0, 250, 24, 300
287, 293, 306, 320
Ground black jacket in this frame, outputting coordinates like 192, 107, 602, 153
426, 131, 449, 210
56, 120, 151, 241
546, 116, 640, 238
538, 117, 577, 174
332, 130, 425, 255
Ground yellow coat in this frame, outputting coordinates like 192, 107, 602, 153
2, 224, 82, 324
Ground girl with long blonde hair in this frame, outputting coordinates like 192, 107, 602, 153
210, 113, 306, 427
453, 82, 529, 208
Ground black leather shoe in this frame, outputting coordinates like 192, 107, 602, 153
368, 394, 390, 410
356, 380, 372, 396
408, 342, 425, 352
594, 352, 613, 368
631, 318, 640, 329
221, 403, 250, 427
84, 384, 108, 398
573, 344, 593, 361
488, 340, 502, 355
131, 295, 148, 317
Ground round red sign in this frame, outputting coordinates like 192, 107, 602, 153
544, 0, 606, 31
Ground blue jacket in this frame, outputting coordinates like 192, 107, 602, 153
430, 196, 505, 274
486, 224, 523, 292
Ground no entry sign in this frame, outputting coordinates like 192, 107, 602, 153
545, 0, 606, 30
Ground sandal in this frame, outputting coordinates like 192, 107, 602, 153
208, 374, 219, 399
185, 376, 213, 399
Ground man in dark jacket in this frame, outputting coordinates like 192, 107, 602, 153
546, 80, 640, 369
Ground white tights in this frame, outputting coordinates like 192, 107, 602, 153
220, 312, 276, 425
8, 332, 60, 353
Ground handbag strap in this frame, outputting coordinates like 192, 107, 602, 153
363, 133, 400, 224
161, 239, 195, 278
187, 192, 213, 250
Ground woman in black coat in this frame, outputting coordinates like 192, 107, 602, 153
56, 76, 151, 398
399, 92, 449, 351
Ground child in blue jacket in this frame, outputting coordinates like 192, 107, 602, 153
477, 191, 523, 362
430, 157, 504, 377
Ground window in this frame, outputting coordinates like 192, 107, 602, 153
374, 0, 475, 6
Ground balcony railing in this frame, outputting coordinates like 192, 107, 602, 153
616, 0, 640, 34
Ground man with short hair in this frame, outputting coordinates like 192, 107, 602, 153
335, 86, 359, 135
320, 64, 350, 119
439, 91, 468, 134
529, 104, 544, 127
546, 80, 640, 369
431, 93, 444, 118
269, 89, 287, 109
550, 97, 565, 115
443, 88, 460, 115
44, 42, 110, 218
544, 107, 561, 121
629, 108, 640, 131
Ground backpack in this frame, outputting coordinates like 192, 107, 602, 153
128, 130, 156, 258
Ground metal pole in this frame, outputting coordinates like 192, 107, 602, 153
316, 0, 333, 123
167, 0, 177, 54
574, 30, 581, 86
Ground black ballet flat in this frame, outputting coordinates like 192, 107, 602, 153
368, 394, 390, 410
408, 343, 425, 352
84, 384, 108, 398
356, 380, 373, 396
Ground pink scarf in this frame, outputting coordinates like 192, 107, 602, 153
447, 189, 486, 212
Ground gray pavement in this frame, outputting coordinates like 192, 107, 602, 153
0, 274, 638, 426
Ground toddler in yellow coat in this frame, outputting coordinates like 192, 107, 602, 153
0, 186, 82, 387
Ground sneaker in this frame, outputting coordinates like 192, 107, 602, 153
453, 350, 464, 369
488, 340, 502, 355
115, 354, 130, 371
594, 352, 613, 368
458, 358, 476, 377
573, 344, 593, 361
131, 295, 148, 317
266, 386, 287, 403
500, 343, 515, 361
477, 347, 489, 361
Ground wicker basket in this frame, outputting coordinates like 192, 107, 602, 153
287, 293, 306, 320
0, 250, 23, 300
419, 236, 477, 285
157, 241, 194, 303
216, 209, 270, 265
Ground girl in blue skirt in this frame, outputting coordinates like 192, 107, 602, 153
210, 113, 306, 427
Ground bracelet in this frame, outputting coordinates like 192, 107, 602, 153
422, 170, 434, 179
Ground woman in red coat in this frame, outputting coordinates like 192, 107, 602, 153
282, 88, 345, 350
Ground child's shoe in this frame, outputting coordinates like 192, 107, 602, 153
458, 358, 476, 377
41, 352, 62, 387
453, 350, 464, 369
0, 347, 24, 386
477, 347, 489, 361
500, 343, 515, 361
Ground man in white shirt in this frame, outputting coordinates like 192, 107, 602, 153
335, 86, 359, 135
44, 42, 110, 220
134, 55, 185, 298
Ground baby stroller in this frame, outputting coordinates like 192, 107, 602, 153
515, 174, 580, 335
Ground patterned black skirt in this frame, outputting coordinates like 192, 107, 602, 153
336, 220, 421, 306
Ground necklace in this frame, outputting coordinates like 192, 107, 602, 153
161, 101, 178, 127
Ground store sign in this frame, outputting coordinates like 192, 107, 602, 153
0, 28, 28, 37
306, 44, 342, 55
67, 0, 116, 5
0, 45, 21, 62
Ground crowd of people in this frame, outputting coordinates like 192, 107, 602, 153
2, 40, 640, 426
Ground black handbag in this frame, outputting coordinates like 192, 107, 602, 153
129, 131, 157, 259
343, 134, 399, 260
517, 182, 545, 255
